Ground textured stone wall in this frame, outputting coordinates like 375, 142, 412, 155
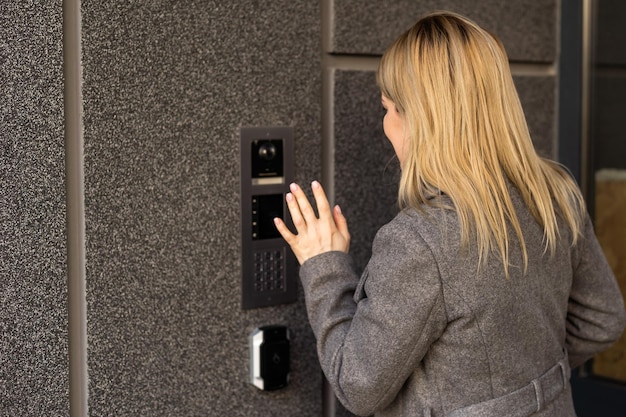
81, 1, 322, 416
0, 1, 68, 415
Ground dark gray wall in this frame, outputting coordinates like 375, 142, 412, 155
81, 1, 321, 416
333, 0, 556, 61
0, 2, 68, 415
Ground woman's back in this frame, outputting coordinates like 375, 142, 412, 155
400, 185, 578, 415
304, 184, 623, 416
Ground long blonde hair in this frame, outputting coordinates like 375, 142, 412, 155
377, 11, 586, 275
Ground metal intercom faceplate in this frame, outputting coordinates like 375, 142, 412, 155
240, 127, 297, 309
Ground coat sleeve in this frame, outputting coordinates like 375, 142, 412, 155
299, 215, 447, 416
566, 215, 626, 368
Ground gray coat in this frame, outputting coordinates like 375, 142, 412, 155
299, 189, 626, 417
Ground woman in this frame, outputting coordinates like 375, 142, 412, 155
274, 11, 626, 417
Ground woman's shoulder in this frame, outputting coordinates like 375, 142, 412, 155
376, 202, 460, 249
395, 198, 459, 230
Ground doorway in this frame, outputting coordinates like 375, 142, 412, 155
567, 1, 626, 415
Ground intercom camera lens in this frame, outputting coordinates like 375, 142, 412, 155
258, 143, 277, 161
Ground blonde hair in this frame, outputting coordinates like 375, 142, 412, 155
377, 11, 586, 275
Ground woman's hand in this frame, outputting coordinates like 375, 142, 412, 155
274, 181, 350, 265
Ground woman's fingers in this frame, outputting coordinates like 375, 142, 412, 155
289, 183, 318, 224
273, 217, 296, 245
288, 181, 334, 228
311, 181, 333, 222
285, 192, 306, 233
274, 181, 350, 264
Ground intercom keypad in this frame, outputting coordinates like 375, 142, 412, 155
253, 250, 285, 293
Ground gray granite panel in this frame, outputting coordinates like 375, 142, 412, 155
513, 75, 556, 159
592, 74, 626, 170
334, 70, 556, 273
0, 2, 68, 415
333, 0, 557, 63
82, 1, 321, 415
334, 70, 400, 273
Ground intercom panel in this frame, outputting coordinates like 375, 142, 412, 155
240, 127, 297, 309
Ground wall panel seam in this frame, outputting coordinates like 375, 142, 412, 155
63, 0, 88, 416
